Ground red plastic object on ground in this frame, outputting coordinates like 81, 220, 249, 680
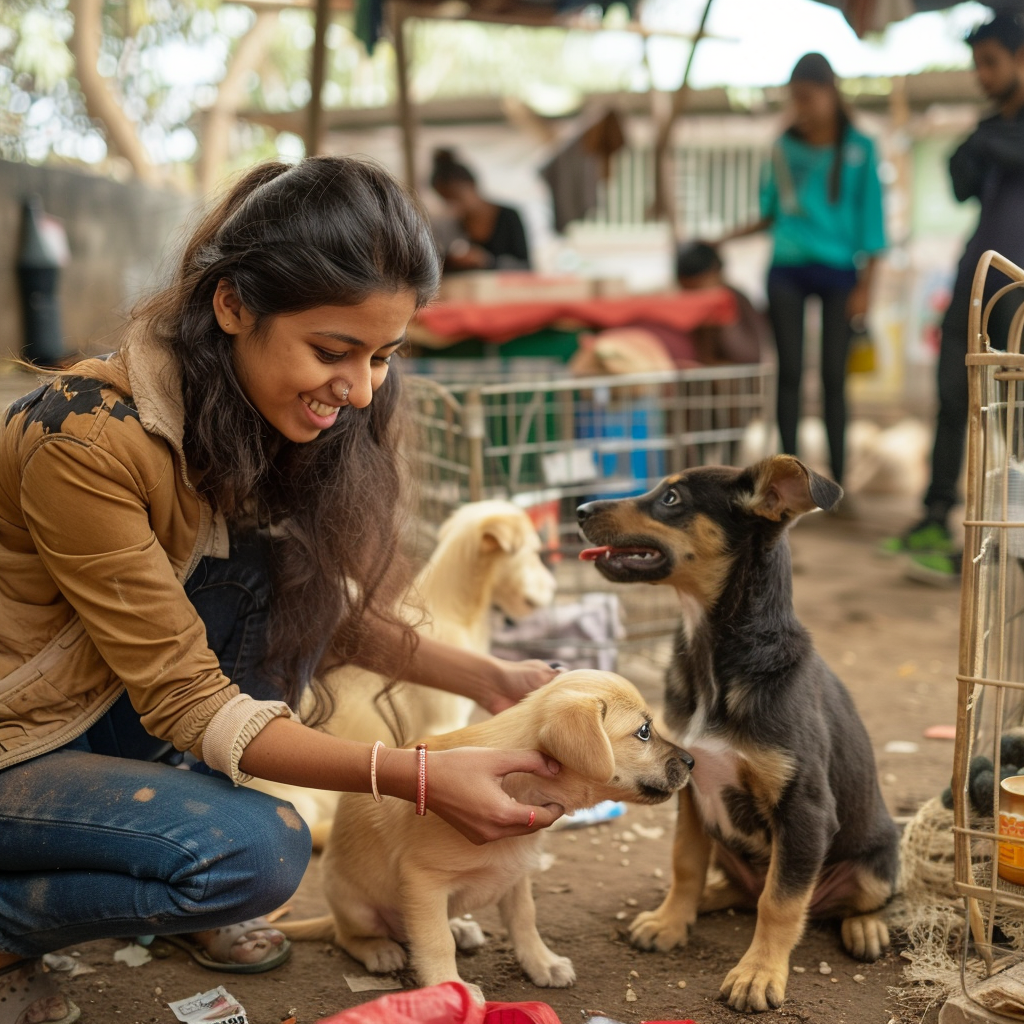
315, 983, 562, 1024
483, 1003, 561, 1024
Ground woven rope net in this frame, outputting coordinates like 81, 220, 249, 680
889, 797, 1024, 1022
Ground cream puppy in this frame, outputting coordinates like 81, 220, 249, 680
248, 500, 556, 842
279, 670, 693, 989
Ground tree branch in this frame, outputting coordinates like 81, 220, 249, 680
197, 10, 280, 196
69, 0, 160, 184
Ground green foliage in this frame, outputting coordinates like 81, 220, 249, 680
0, 0, 647, 178
0, 0, 94, 164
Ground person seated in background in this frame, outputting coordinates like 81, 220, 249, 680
569, 241, 766, 377
430, 149, 531, 272
675, 241, 770, 365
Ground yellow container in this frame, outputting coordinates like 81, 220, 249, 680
998, 776, 1024, 885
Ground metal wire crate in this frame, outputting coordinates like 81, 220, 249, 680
403, 359, 775, 648
952, 251, 1024, 1014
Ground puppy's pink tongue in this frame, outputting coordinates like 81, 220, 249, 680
579, 546, 612, 561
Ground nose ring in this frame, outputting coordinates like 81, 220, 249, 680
332, 379, 352, 402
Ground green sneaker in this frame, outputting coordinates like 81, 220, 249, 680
878, 520, 953, 559
904, 550, 962, 587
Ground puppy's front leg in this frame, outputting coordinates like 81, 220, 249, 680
719, 833, 819, 1013
401, 874, 462, 988
498, 875, 575, 987
630, 786, 711, 952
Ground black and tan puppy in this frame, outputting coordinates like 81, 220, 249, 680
576, 455, 899, 1013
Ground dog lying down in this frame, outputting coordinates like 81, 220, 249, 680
278, 670, 693, 990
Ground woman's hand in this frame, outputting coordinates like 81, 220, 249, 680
349, 630, 564, 716
425, 747, 564, 844
846, 282, 870, 321
446, 239, 494, 271
481, 658, 563, 716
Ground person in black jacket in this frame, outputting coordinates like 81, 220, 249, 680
430, 149, 531, 272
883, 13, 1024, 584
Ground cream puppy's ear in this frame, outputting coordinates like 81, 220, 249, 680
480, 517, 526, 555
537, 693, 615, 782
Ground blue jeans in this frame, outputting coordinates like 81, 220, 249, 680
0, 533, 312, 957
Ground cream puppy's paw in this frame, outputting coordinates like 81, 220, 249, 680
522, 951, 576, 987
449, 917, 486, 951
352, 937, 406, 974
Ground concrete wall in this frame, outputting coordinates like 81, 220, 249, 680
0, 161, 195, 360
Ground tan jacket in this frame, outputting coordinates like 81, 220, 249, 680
0, 328, 291, 779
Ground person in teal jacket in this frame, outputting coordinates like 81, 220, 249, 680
724, 52, 886, 494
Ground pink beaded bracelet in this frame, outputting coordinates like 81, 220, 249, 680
370, 740, 385, 803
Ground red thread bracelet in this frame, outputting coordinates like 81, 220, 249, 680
415, 743, 428, 815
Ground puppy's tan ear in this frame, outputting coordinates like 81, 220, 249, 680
480, 517, 526, 555
741, 455, 842, 521
537, 693, 616, 783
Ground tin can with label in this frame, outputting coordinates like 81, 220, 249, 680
998, 776, 1024, 885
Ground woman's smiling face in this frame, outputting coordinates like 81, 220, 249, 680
215, 282, 418, 443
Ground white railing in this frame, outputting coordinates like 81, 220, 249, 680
589, 144, 770, 236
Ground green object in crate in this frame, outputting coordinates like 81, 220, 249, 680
496, 329, 578, 362
415, 329, 580, 494
426, 328, 579, 362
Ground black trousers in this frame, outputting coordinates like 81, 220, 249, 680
924, 269, 1024, 524
767, 264, 858, 486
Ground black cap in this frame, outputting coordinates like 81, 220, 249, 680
790, 52, 835, 87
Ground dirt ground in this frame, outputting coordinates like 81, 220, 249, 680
43, 491, 964, 1024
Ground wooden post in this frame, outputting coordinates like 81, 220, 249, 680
465, 388, 485, 502
305, 0, 331, 156
651, 0, 713, 230
392, 2, 417, 189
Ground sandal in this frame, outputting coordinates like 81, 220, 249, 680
163, 918, 291, 974
0, 959, 80, 1024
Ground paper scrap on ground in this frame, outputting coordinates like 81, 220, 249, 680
169, 986, 247, 1024
631, 824, 665, 841
884, 740, 919, 755
41, 953, 95, 978
113, 943, 151, 967
343, 973, 403, 993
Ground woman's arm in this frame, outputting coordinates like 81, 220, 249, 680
349, 619, 560, 714
716, 216, 773, 246
238, 716, 563, 844
849, 138, 887, 321
846, 255, 878, 321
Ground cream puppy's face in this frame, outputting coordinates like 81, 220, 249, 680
527, 671, 693, 804
490, 527, 557, 620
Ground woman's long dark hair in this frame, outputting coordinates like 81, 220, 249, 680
133, 156, 440, 722
786, 52, 850, 204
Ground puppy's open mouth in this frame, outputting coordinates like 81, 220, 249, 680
579, 545, 669, 579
